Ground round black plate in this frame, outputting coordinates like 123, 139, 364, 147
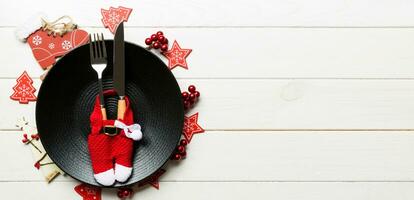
36, 40, 183, 187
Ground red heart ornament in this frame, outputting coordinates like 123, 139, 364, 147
27, 29, 89, 69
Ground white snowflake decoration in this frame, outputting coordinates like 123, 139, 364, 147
48, 43, 55, 49
61, 40, 72, 50
32, 35, 42, 46
108, 12, 121, 24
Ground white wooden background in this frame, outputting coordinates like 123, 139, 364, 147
2, 0, 414, 199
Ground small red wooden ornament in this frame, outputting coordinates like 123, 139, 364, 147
10, 71, 37, 104
138, 169, 166, 190
162, 40, 192, 70
27, 29, 89, 69
74, 183, 102, 200
101, 6, 133, 34
183, 113, 204, 143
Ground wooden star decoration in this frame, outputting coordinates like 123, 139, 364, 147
162, 40, 192, 70
138, 169, 166, 190
183, 113, 204, 143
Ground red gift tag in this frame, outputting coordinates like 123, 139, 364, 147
74, 183, 102, 200
162, 40, 192, 70
101, 6, 133, 34
27, 29, 89, 69
10, 71, 37, 104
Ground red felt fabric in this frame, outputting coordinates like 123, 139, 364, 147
88, 90, 135, 174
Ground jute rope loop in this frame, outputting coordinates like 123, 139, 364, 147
41, 16, 77, 37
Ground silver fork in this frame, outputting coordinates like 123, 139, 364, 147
89, 33, 108, 120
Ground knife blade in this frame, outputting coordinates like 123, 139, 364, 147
113, 22, 126, 119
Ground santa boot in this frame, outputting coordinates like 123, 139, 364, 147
88, 96, 116, 186
112, 93, 142, 182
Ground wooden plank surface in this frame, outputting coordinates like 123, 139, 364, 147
4, 27, 414, 79
3, 131, 414, 181
3, 79, 414, 130
2, 0, 414, 199
2, 182, 414, 200
2, 0, 414, 27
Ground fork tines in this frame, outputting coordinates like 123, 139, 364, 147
89, 33, 107, 63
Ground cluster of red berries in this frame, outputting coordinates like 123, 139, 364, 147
182, 85, 200, 110
117, 188, 133, 199
22, 133, 39, 143
171, 139, 188, 160
145, 31, 169, 52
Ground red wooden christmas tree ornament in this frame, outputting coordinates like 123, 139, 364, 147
10, 71, 37, 104
101, 6, 133, 34
74, 183, 102, 200
183, 113, 204, 143
162, 40, 192, 70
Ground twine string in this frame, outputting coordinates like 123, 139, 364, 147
41, 16, 77, 36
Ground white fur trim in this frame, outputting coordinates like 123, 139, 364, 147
115, 164, 132, 182
114, 120, 143, 141
15, 12, 47, 42
94, 169, 115, 186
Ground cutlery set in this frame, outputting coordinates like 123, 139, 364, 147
90, 22, 125, 120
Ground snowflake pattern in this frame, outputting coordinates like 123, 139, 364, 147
32, 35, 42, 46
48, 43, 55, 49
108, 11, 121, 24
61, 40, 72, 50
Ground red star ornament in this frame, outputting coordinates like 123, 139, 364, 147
10, 71, 37, 104
162, 40, 192, 70
183, 113, 204, 143
138, 169, 166, 190
101, 6, 133, 34
74, 183, 102, 200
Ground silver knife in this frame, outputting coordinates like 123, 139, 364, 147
113, 22, 126, 120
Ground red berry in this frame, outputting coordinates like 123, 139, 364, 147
161, 44, 168, 51
145, 38, 152, 45
177, 145, 185, 153
160, 37, 168, 44
181, 151, 187, 158
22, 138, 28, 143
173, 154, 182, 160
180, 139, 188, 146
194, 91, 200, 97
189, 93, 196, 101
158, 35, 165, 42
151, 34, 158, 41
183, 100, 191, 109
188, 85, 196, 93
34, 161, 40, 169
156, 31, 164, 36
182, 92, 189, 100
123, 189, 132, 197
117, 191, 124, 198
23, 134, 28, 139
153, 42, 161, 49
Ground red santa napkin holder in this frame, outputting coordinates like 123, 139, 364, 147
88, 90, 142, 186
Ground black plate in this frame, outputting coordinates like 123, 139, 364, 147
36, 40, 183, 187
